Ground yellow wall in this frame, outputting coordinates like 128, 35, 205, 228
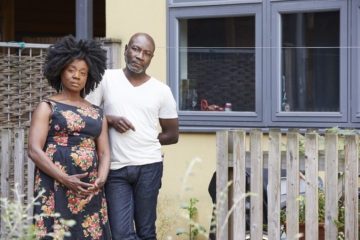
106, 0, 167, 83
107, 1, 216, 239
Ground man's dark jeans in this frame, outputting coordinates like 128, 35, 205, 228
105, 162, 163, 240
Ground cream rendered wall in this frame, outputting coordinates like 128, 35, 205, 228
106, 1, 216, 239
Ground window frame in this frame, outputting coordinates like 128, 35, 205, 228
351, 0, 360, 122
167, 3, 264, 130
270, 0, 348, 123
168, 0, 262, 7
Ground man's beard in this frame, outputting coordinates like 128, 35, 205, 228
125, 54, 147, 74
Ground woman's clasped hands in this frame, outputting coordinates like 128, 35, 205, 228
62, 172, 106, 202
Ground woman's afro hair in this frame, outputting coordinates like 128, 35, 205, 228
44, 35, 107, 97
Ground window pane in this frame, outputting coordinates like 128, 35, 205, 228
179, 17, 255, 112
281, 11, 340, 112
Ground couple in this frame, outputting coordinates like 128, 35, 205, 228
28, 33, 179, 240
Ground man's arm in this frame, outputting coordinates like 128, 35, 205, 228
158, 118, 179, 145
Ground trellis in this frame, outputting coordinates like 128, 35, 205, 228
0, 42, 55, 129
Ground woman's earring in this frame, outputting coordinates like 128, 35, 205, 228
82, 88, 86, 97
59, 82, 63, 92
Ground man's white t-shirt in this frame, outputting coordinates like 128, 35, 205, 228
86, 69, 178, 170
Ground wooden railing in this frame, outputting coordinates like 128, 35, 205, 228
216, 129, 359, 240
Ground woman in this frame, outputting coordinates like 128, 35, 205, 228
28, 36, 111, 239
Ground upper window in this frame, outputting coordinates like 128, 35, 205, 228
179, 16, 255, 112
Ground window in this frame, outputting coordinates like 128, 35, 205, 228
167, 0, 358, 131
281, 11, 340, 112
179, 17, 255, 112
271, 1, 348, 124
168, 3, 263, 130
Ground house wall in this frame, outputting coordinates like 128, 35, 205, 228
106, 1, 216, 239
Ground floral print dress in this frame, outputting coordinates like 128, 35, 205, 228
33, 99, 111, 239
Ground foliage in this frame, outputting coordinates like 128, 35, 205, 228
175, 158, 207, 240
0, 184, 75, 240
280, 184, 360, 240
299, 188, 325, 223
296, 126, 358, 159
280, 187, 325, 226
176, 198, 206, 240
332, 197, 360, 240
209, 181, 255, 239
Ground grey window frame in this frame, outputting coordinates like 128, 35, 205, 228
351, 0, 360, 123
167, 2, 263, 131
270, 0, 348, 123
168, 0, 262, 7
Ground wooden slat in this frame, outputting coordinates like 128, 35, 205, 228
344, 134, 358, 240
250, 129, 263, 240
267, 129, 281, 240
305, 133, 319, 240
286, 130, 300, 239
1, 129, 11, 236
232, 129, 246, 240
26, 128, 35, 217
14, 128, 24, 202
216, 131, 229, 240
324, 133, 338, 240
27, 155, 35, 216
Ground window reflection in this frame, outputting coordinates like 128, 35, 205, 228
179, 17, 256, 112
281, 11, 340, 112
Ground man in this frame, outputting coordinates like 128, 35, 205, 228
86, 33, 179, 240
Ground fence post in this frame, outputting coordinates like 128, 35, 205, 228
1, 129, 11, 236
325, 133, 339, 240
250, 129, 263, 239
344, 134, 358, 240
286, 129, 300, 239
268, 129, 281, 240
14, 128, 25, 202
216, 130, 229, 240
232, 129, 246, 240
305, 132, 319, 239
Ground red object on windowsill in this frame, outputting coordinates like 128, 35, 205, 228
200, 99, 224, 111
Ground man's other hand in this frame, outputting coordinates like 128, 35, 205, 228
107, 115, 136, 133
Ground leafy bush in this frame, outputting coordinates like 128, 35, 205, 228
0, 184, 75, 240
176, 197, 206, 240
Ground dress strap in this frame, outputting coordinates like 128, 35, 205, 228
42, 98, 57, 112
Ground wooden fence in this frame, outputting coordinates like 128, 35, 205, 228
216, 129, 359, 240
0, 128, 34, 234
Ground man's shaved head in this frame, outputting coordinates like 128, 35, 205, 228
128, 33, 155, 52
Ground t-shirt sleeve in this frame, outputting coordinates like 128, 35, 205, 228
159, 86, 178, 119
86, 72, 105, 107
